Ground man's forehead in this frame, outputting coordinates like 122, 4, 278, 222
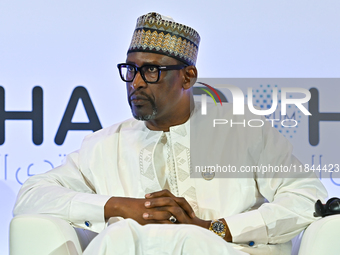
126, 52, 179, 65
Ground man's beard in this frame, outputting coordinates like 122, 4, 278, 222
133, 107, 157, 121
129, 92, 158, 121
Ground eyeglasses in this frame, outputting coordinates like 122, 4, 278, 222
117, 63, 187, 83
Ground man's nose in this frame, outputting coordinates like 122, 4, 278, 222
131, 71, 147, 89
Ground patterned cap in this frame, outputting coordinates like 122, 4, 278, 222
127, 12, 200, 66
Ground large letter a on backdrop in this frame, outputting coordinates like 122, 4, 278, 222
54, 86, 102, 145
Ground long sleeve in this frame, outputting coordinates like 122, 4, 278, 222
13, 150, 112, 233
224, 117, 328, 246
13, 119, 151, 234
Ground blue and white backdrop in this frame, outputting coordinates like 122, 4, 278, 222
1, 1, 339, 253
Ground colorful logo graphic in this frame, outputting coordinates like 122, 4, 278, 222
196, 82, 223, 116
197, 82, 223, 106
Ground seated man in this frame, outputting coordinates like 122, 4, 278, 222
13, 12, 327, 255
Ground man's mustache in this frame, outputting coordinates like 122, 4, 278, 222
129, 91, 154, 103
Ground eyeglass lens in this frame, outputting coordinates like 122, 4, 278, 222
120, 64, 159, 83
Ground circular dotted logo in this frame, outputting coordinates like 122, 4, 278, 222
248, 84, 303, 139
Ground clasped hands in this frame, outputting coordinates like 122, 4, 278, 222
104, 189, 231, 241
142, 189, 198, 225
105, 189, 210, 229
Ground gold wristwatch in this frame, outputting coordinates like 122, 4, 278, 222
209, 219, 227, 238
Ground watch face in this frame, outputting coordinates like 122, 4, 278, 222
212, 221, 225, 233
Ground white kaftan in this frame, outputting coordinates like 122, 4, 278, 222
13, 102, 327, 254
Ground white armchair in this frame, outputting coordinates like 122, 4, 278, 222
9, 214, 340, 255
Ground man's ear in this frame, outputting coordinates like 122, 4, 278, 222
183, 66, 198, 90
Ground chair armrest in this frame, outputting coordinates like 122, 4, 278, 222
298, 215, 340, 255
10, 214, 83, 255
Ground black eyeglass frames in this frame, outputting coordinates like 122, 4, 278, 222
117, 63, 187, 83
